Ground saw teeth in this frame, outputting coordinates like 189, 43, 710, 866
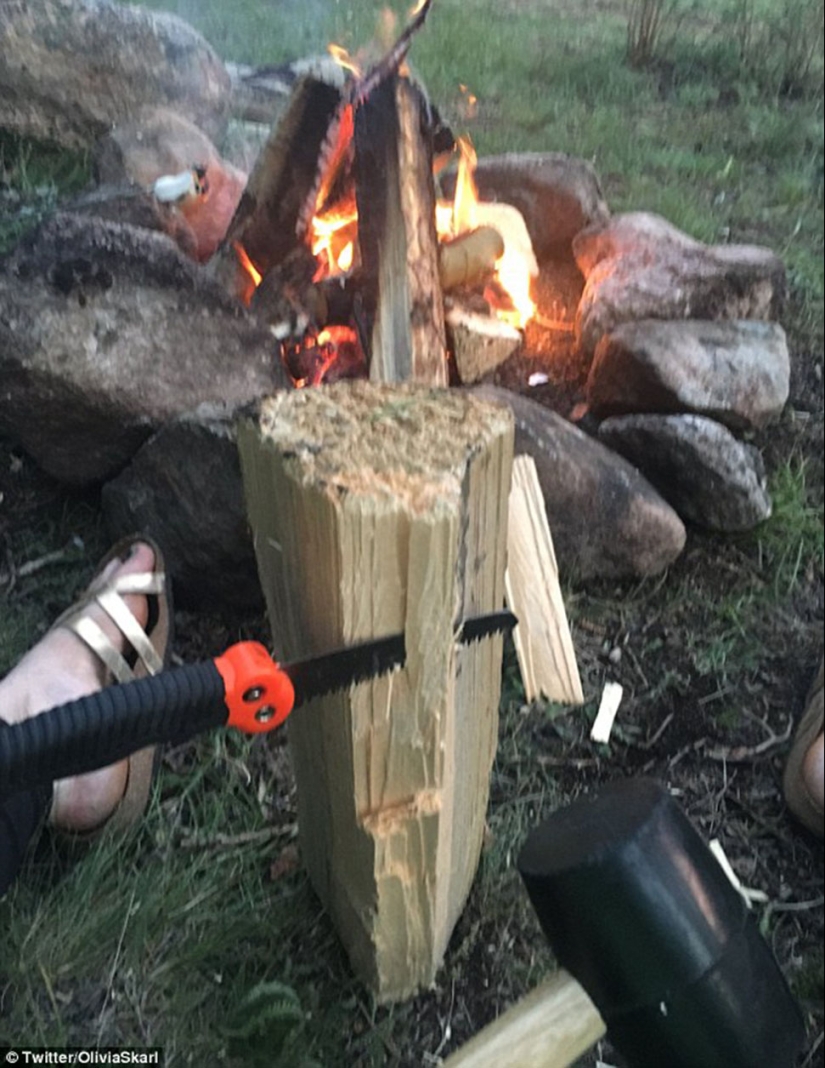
455, 610, 518, 647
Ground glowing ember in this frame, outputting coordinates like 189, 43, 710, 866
457, 84, 478, 121
281, 325, 364, 387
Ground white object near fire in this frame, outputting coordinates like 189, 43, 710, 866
152, 169, 200, 204
709, 838, 769, 908
591, 681, 623, 743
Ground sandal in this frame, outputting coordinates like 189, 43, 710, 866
783, 657, 824, 838
52, 534, 173, 833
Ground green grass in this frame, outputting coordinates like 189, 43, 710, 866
0, 132, 90, 255
2, 0, 823, 1061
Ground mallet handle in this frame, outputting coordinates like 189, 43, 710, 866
442, 969, 605, 1068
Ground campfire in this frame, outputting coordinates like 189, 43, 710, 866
209, 0, 542, 392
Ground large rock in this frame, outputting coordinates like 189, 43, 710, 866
0, 0, 232, 149
598, 413, 772, 531
573, 213, 786, 356
0, 212, 286, 485
93, 107, 247, 262
441, 152, 610, 260
102, 404, 263, 611
587, 319, 790, 431
471, 385, 686, 580
93, 107, 221, 187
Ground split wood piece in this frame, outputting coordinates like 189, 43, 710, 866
505, 455, 583, 705
237, 382, 514, 1001
210, 75, 342, 301
442, 969, 605, 1068
446, 304, 522, 384
354, 75, 448, 385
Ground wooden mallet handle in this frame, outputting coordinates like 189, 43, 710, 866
442, 969, 605, 1068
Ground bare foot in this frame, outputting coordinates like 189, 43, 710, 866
0, 542, 156, 832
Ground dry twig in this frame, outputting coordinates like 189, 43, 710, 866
0, 545, 75, 589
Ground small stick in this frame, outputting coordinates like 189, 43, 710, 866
346, 0, 435, 109
0, 545, 76, 588
174, 826, 296, 852
638, 711, 674, 750
708, 838, 769, 908
707, 715, 793, 762
534, 314, 576, 333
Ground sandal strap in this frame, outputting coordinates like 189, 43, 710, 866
62, 570, 167, 683
70, 615, 136, 684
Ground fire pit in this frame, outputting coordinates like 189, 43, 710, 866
0, 0, 790, 611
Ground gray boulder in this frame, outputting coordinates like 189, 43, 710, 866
573, 213, 786, 356
471, 385, 686, 580
0, 0, 232, 149
102, 404, 264, 611
587, 319, 790, 431
598, 413, 772, 531
0, 212, 286, 485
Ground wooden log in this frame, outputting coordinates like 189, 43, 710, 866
210, 75, 342, 301
354, 75, 448, 385
439, 226, 505, 292
505, 456, 583, 705
238, 382, 513, 1000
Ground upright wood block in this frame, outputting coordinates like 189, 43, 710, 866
354, 76, 448, 386
238, 382, 513, 1000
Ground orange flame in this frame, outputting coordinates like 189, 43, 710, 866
435, 137, 536, 329
310, 206, 358, 279
233, 242, 262, 305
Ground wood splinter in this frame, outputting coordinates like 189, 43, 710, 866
505, 455, 583, 706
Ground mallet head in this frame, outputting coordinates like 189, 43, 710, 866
518, 778, 805, 1068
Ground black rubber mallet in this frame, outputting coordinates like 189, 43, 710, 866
443, 777, 805, 1068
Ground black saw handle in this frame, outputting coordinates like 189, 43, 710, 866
0, 661, 227, 800
0, 641, 296, 800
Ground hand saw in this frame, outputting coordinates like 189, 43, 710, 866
0, 610, 516, 799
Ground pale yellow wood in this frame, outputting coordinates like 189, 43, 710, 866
238, 382, 513, 1001
446, 305, 521, 384
442, 970, 606, 1068
505, 455, 584, 705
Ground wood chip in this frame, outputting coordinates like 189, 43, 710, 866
590, 681, 623, 743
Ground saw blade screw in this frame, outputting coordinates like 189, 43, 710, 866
255, 706, 276, 723
243, 686, 265, 702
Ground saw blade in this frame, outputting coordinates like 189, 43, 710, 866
284, 609, 517, 709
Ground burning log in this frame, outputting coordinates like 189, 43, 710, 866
354, 74, 448, 385
238, 382, 514, 1000
439, 226, 504, 292
210, 75, 342, 299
